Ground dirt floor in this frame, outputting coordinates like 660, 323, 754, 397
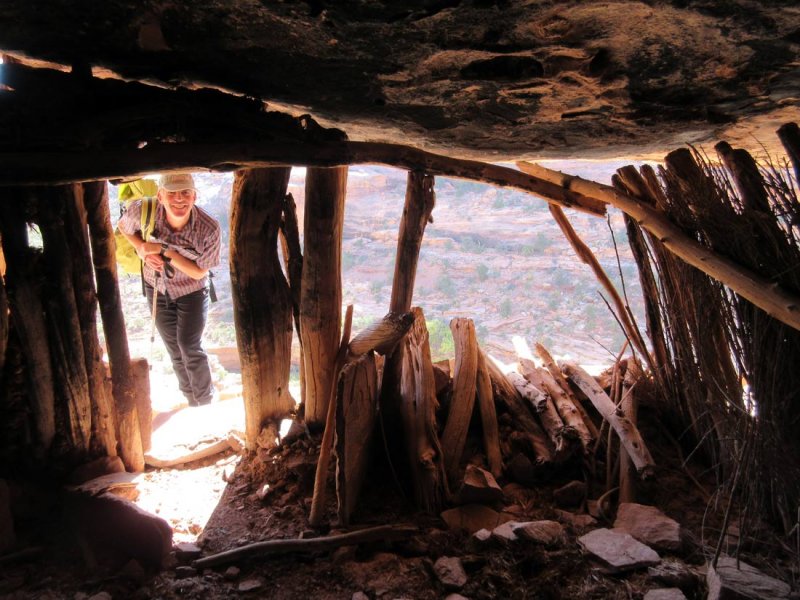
1, 374, 797, 600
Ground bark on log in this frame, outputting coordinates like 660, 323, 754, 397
349, 312, 415, 358
0, 198, 56, 451
476, 351, 502, 478
335, 351, 379, 525
300, 166, 347, 427
64, 184, 117, 457
400, 307, 447, 513
517, 160, 800, 332
230, 168, 295, 449
534, 343, 600, 440
715, 141, 770, 213
37, 186, 93, 455
562, 362, 655, 476
84, 181, 145, 466
441, 318, 479, 486
482, 353, 554, 465
310, 305, 353, 527
519, 360, 593, 454
192, 525, 418, 569
506, 371, 568, 458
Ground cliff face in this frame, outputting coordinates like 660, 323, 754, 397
1, 1, 798, 160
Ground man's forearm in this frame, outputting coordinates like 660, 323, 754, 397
162, 247, 208, 280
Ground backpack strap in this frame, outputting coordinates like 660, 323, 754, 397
140, 197, 157, 242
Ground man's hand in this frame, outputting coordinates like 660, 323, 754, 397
143, 253, 166, 272
136, 241, 162, 260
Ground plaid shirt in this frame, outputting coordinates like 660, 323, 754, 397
119, 199, 221, 299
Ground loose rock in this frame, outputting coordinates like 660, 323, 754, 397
175, 566, 197, 579
643, 589, 687, 600
578, 528, 661, 573
707, 556, 790, 600
238, 578, 264, 593
445, 595, 471, 600
351, 592, 369, 600
553, 480, 586, 507
175, 542, 202, 562
434, 556, 468, 590
555, 509, 597, 531
514, 520, 565, 546
440, 504, 512, 534
454, 465, 504, 505
648, 560, 699, 591
88, 593, 113, 600
223, 566, 241, 581
491, 521, 519, 544
613, 503, 682, 552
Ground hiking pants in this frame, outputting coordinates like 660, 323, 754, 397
145, 285, 214, 406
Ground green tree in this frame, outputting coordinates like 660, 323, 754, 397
476, 263, 490, 281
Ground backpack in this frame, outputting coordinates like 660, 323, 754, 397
114, 180, 159, 275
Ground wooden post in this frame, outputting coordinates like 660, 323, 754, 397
83, 181, 145, 467
65, 183, 117, 457
0, 195, 56, 453
400, 307, 447, 512
441, 318, 479, 487
618, 358, 642, 503
230, 168, 295, 449
475, 352, 502, 478
335, 351, 379, 525
300, 166, 347, 427
562, 361, 655, 476
37, 185, 93, 456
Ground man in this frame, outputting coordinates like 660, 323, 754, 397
119, 173, 221, 406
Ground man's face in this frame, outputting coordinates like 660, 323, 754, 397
158, 188, 197, 221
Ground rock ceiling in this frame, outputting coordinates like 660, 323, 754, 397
1, 0, 799, 160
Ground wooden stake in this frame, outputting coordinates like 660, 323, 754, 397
561, 362, 655, 476
348, 312, 415, 358
476, 351, 502, 478
309, 305, 353, 527
441, 318, 479, 486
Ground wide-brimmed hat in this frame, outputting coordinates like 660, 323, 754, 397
158, 173, 196, 191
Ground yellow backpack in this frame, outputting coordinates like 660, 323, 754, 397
114, 179, 159, 275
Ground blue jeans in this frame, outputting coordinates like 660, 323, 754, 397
145, 285, 213, 405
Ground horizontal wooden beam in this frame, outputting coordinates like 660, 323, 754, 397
0, 141, 607, 216
518, 160, 800, 333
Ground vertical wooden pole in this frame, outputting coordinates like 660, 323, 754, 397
65, 183, 117, 457
230, 168, 295, 449
0, 193, 56, 453
83, 182, 145, 467
300, 166, 347, 427
37, 185, 93, 456
381, 171, 435, 478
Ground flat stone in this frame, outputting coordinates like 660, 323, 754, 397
555, 509, 597, 530
66, 491, 173, 569
434, 556, 468, 590
440, 504, 512, 534
224, 566, 241, 581
707, 556, 791, 600
491, 521, 520, 544
553, 480, 586, 507
175, 542, 202, 561
0, 479, 15, 553
578, 528, 661, 573
238, 578, 264, 593
614, 503, 682, 552
444, 595, 471, 600
513, 520, 565, 546
643, 589, 687, 600
88, 593, 113, 600
454, 465, 504, 505
351, 593, 369, 600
